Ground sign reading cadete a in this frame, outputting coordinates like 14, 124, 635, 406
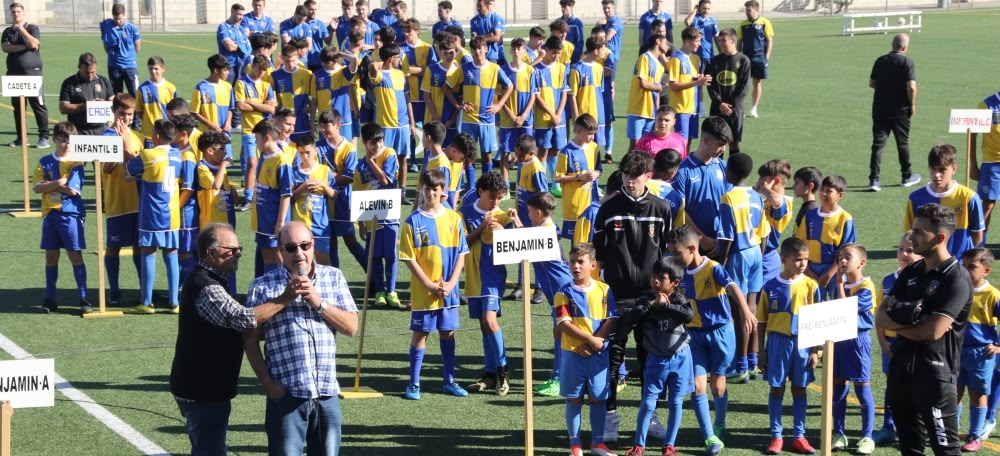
86, 100, 115, 124
492, 226, 562, 265
949, 109, 993, 134
67, 135, 124, 162
0, 359, 55, 408
350, 189, 401, 222
1, 75, 42, 97
797, 296, 859, 349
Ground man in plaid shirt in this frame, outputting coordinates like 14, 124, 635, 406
244, 221, 359, 456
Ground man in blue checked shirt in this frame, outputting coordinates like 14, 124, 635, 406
244, 221, 359, 456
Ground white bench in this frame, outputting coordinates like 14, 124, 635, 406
842, 10, 923, 36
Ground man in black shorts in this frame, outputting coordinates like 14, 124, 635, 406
877, 203, 972, 455
706, 28, 750, 155
2, 2, 48, 147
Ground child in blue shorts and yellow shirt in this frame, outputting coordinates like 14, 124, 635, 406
956, 248, 1000, 452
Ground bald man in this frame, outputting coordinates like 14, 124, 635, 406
868, 33, 920, 192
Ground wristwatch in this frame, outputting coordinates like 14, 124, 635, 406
317, 300, 330, 313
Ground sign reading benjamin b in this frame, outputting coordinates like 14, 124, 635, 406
0, 359, 55, 408
1, 75, 42, 97
492, 226, 562, 265
86, 100, 115, 124
949, 109, 993, 134
67, 135, 124, 162
797, 296, 859, 349
351, 189, 401, 222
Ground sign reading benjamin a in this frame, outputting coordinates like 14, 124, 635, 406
68, 135, 124, 163
0, 359, 55, 408
86, 100, 115, 124
350, 189, 401, 222
949, 109, 993, 134
797, 296, 859, 349
492, 226, 562, 265
1, 75, 42, 97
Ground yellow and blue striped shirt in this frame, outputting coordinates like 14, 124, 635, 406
757, 274, 822, 336
399, 208, 469, 311
795, 207, 856, 277
681, 257, 735, 329
555, 280, 618, 352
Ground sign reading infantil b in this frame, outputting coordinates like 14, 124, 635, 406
350, 189, 402, 222
67, 135, 124, 162
1, 75, 42, 97
0, 359, 55, 408
492, 226, 562, 265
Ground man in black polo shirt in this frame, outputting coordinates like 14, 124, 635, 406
877, 203, 972, 455
58, 53, 113, 135
2, 2, 48, 148
868, 33, 921, 192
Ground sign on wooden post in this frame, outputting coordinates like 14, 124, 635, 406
2, 75, 43, 218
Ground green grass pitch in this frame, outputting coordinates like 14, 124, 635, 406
1, 9, 999, 455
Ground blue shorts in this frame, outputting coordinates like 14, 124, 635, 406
241, 132, 258, 177
765, 332, 815, 388
644, 345, 695, 401
880, 335, 895, 374
40, 212, 85, 251
959, 345, 996, 395
978, 162, 1000, 201
179, 228, 198, 253
560, 220, 577, 240
726, 246, 764, 295
366, 223, 399, 259
338, 124, 353, 142
255, 232, 279, 248
106, 213, 138, 247
674, 113, 699, 140
750, 58, 768, 80
534, 126, 567, 150
832, 331, 872, 383
222, 142, 233, 161
410, 307, 460, 332
468, 296, 502, 319
560, 349, 611, 400
761, 249, 781, 285
139, 230, 180, 249
410, 102, 425, 128
313, 237, 330, 256
461, 123, 499, 154
689, 321, 736, 377
383, 126, 411, 157
499, 126, 533, 153
351, 118, 361, 139
330, 220, 356, 237
626, 116, 655, 140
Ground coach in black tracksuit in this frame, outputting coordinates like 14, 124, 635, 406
594, 151, 673, 425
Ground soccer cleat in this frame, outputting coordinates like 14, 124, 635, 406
981, 420, 996, 440
648, 412, 667, 440
661, 446, 677, 456
534, 379, 561, 397
35, 138, 50, 149
40, 298, 57, 314
79, 299, 94, 315
726, 371, 750, 384
168, 304, 180, 314
604, 411, 622, 442
713, 424, 726, 441
125, 304, 156, 315
856, 437, 875, 455
902, 173, 922, 188
468, 374, 497, 392
386, 291, 403, 309
590, 443, 616, 456
408, 163, 418, 173
552, 185, 563, 198
872, 427, 896, 445
505, 285, 524, 301
235, 202, 252, 212
962, 435, 983, 452
374, 291, 388, 307
749, 369, 760, 380
624, 445, 644, 456
404, 383, 421, 400
604, 153, 614, 165
831, 433, 848, 451
764, 437, 784, 455
496, 366, 510, 397
531, 288, 545, 304
442, 381, 469, 397
790, 437, 816, 454
616, 375, 627, 393
570, 445, 584, 456
705, 436, 725, 456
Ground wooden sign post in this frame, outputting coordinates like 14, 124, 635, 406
0, 359, 56, 456
341, 189, 401, 399
797, 296, 859, 456
492, 226, 563, 456
68, 135, 125, 318
948, 109, 993, 187
3, 75, 43, 218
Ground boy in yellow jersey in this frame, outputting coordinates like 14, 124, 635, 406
532, 36, 570, 198
554, 114, 600, 241
291, 134, 337, 266
34, 122, 90, 314
194, 131, 239, 293
251, 118, 293, 276
316, 108, 366, 270
399, 169, 470, 400
831, 244, 877, 455
971, 89, 1000, 236
419, 122, 453, 208
555, 243, 618, 456
135, 56, 176, 147
445, 132, 478, 208
273, 107, 298, 160
368, 43, 415, 203
455, 36, 513, 193
170, 113, 201, 287
507, 134, 549, 303
756, 159, 793, 285
626, 33, 668, 152
235, 54, 277, 211
245, 31, 279, 80
957, 248, 1000, 451
575, 171, 621, 247
101, 94, 143, 307
498, 38, 538, 185
668, 26, 711, 149
549, 20, 574, 66
795, 175, 856, 299
355, 123, 401, 307
400, 18, 433, 172
756, 237, 820, 456
270, 44, 315, 140
422, 33, 462, 150
568, 37, 607, 147
312, 46, 358, 143
190, 54, 235, 160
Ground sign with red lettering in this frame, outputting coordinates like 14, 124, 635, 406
949, 109, 993, 134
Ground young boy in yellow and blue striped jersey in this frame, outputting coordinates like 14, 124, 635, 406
417, 122, 453, 208
100, 95, 143, 307
135, 56, 176, 147
795, 175, 856, 299
234, 54, 276, 210
555, 114, 601, 241
269, 44, 315, 141
533, 36, 570, 197
317, 108, 366, 271
368, 43, 415, 197
312, 46, 358, 143
753, 159, 794, 379
456, 36, 513, 190
956, 248, 1000, 451
190, 54, 235, 160
355, 123, 401, 308
498, 38, 538, 185
422, 32, 462, 149
508, 134, 548, 303
194, 131, 239, 293
400, 18, 435, 171
444, 133, 478, 209
290, 134, 337, 267
251, 118, 293, 277
568, 37, 606, 154
169, 114, 201, 285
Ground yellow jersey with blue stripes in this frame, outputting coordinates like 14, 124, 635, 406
100, 128, 142, 218
627, 51, 665, 119
194, 160, 236, 228
313, 66, 354, 128
460, 203, 514, 298
269, 66, 315, 136
126, 145, 182, 232
904, 183, 984, 259
291, 163, 335, 237
843, 276, 876, 331
318, 137, 357, 222
558, 42, 575, 66
369, 68, 410, 128
666, 50, 701, 114
763, 195, 793, 254
251, 151, 293, 235
499, 63, 538, 129
421, 61, 463, 125
459, 60, 512, 125
719, 186, 771, 252
878, 271, 900, 338
568, 61, 605, 127
33, 154, 85, 217
190, 79, 235, 133
794, 207, 856, 277
179, 147, 198, 230
978, 94, 1000, 163
399, 208, 470, 311
645, 179, 686, 227
556, 141, 600, 220
136, 79, 176, 140
554, 280, 619, 352
517, 157, 548, 212
680, 257, 735, 329
965, 281, 1000, 347
533, 61, 569, 129
234, 74, 276, 135
401, 39, 436, 104
757, 274, 822, 337
575, 201, 600, 245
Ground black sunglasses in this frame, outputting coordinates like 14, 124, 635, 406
216, 245, 243, 254
282, 241, 313, 253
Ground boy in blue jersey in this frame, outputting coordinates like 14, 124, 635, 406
957, 248, 1000, 452
666, 225, 756, 455
499, 38, 538, 184
507, 134, 548, 303
432, 1, 460, 37
101, 4, 141, 96
717, 153, 769, 383
169, 114, 200, 287
757, 237, 820, 456
355, 123, 401, 308
456, 36, 513, 189
647, 149, 686, 228
251, 118, 293, 276
555, 243, 618, 456
795, 175, 856, 299
461, 173, 521, 396
291, 134, 337, 266
639, 0, 674, 45
904, 144, 984, 258
399, 169, 470, 400
469, 0, 506, 65
618, 257, 695, 456
125, 119, 183, 314
190, 54, 235, 160
317, 108, 367, 270
831, 244, 877, 455
672, 117, 732, 255
34, 122, 90, 314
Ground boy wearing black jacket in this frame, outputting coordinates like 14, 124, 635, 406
706, 28, 751, 154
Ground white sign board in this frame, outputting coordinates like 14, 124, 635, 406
350, 189, 401, 222
0, 359, 55, 408
949, 109, 994, 134
86, 100, 115, 123
1, 75, 42, 97
797, 296, 859, 349
492, 226, 562, 265
67, 135, 124, 162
